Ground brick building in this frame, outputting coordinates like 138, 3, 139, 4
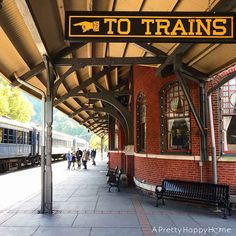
108, 65, 236, 195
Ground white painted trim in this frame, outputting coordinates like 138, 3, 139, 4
218, 157, 236, 162
108, 151, 236, 162
108, 145, 134, 156
133, 176, 155, 193
108, 150, 125, 154
124, 145, 134, 156
134, 152, 201, 161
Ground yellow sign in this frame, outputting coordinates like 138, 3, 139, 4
65, 12, 235, 43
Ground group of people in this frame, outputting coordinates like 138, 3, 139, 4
66, 148, 97, 170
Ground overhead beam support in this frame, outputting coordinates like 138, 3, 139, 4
75, 91, 132, 144
159, 63, 208, 82
54, 57, 166, 67
111, 78, 128, 91
156, 0, 236, 77
11, 62, 45, 87
174, 55, 207, 161
70, 106, 129, 143
54, 67, 116, 106
52, 43, 87, 61
75, 91, 131, 99
92, 127, 107, 135
156, 44, 193, 76
212, 0, 236, 11
80, 113, 100, 125
135, 43, 167, 57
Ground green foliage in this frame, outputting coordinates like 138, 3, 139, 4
53, 109, 91, 142
0, 84, 10, 116
89, 134, 108, 150
89, 134, 101, 149
26, 92, 91, 142
0, 76, 34, 122
0, 75, 91, 141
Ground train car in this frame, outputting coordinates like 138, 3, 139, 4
0, 116, 34, 172
74, 136, 88, 151
0, 116, 88, 173
52, 130, 74, 159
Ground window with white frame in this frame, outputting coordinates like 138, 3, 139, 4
221, 77, 236, 154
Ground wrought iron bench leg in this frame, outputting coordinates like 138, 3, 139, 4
156, 194, 159, 207
223, 207, 227, 219
228, 207, 231, 216
162, 197, 165, 206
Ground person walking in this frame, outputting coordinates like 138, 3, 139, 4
91, 149, 96, 165
71, 153, 76, 170
66, 151, 72, 170
76, 148, 83, 169
82, 149, 89, 169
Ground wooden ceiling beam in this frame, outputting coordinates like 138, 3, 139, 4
80, 113, 100, 125
70, 106, 123, 119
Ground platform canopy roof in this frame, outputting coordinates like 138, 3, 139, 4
0, 0, 236, 137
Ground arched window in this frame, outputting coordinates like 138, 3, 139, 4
136, 92, 146, 152
220, 77, 236, 154
160, 82, 191, 154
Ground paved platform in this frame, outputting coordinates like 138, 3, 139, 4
0, 159, 235, 236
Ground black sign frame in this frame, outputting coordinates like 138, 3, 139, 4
65, 11, 235, 43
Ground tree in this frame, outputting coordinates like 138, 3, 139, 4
89, 134, 108, 150
0, 76, 34, 122
89, 134, 101, 149
0, 85, 10, 116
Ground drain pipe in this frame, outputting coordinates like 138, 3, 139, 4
14, 73, 46, 212
208, 94, 217, 184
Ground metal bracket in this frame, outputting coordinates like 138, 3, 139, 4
174, 54, 208, 161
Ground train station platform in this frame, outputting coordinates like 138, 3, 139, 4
0, 159, 235, 236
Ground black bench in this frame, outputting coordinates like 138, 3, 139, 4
107, 169, 122, 192
155, 179, 231, 219
106, 166, 118, 179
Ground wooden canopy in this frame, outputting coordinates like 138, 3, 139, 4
0, 0, 236, 137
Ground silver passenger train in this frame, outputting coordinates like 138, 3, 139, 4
0, 116, 88, 173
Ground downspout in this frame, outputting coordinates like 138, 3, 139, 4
208, 94, 217, 184
14, 73, 46, 212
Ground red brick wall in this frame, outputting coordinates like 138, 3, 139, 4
134, 156, 236, 193
135, 156, 201, 184
109, 152, 122, 170
109, 65, 236, 195
126, 155, 135, 185
132, 65, 236, 194
217, 162, 236, 193
133, 65, 200, 155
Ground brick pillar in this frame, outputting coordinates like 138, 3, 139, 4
124, 145, 134, 186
